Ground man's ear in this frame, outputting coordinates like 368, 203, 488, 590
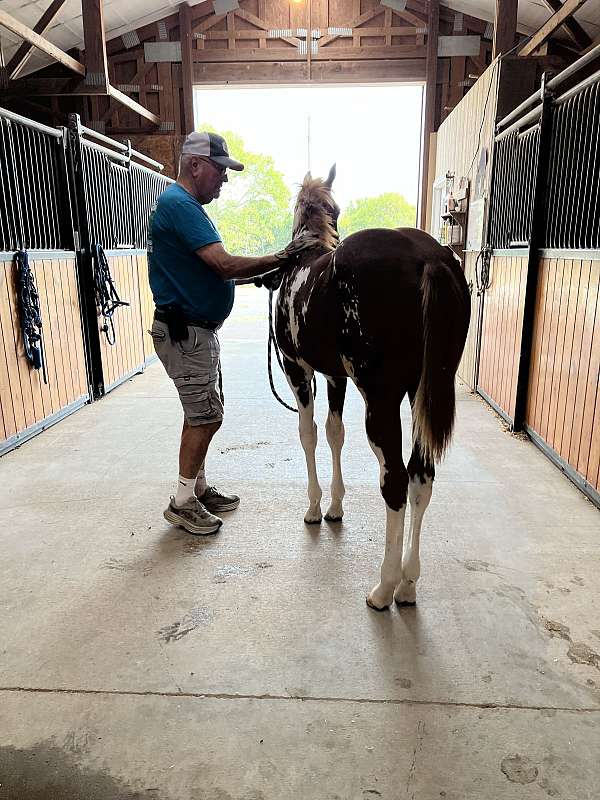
325, 163, 336, 188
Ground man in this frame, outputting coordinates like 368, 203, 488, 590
148, 131, 309, 536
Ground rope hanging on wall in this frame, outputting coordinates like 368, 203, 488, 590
91, 244, 129, 346
15, 250, 48, 384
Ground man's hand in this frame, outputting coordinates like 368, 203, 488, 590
273, 231, 319, 262
198, 232, 318, 282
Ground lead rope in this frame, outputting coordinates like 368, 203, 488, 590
267, 287, 316, 413
16, 250, 48, 384
91, 244, 129, 346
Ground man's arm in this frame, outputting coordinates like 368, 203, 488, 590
197, 242, 279, 281
197, 232, 318, 282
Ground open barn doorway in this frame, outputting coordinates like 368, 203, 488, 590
194, 84, 423, 256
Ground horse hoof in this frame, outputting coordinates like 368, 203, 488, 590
395, 598, 417, 608
366, 594, 390, 611
304, 516, 322, 525
324, 513, 343, 522
394, 580, 417, 606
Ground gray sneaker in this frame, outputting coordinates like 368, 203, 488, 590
198, 485, 240, 513
163, 497, 222, 535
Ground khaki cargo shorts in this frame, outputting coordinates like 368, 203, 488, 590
150, 319, 224, 425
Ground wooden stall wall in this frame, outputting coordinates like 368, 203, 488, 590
526, 256, 600, 496
458, 251, 479, 388
136, 251, 156, 366
430, 59, 500, 389
477, 254, 528, 421
99, 254, 145, 393
0, 254, 89, 454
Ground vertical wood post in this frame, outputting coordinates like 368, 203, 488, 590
419, 0, 439, 229
82, 0, 109, 89
493, 0, 518, 58
179, 2, 195, 134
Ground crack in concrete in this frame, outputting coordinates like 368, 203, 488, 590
1, 686, 599, 714
405, 719, 425, 798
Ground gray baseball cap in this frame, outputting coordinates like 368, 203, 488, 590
181, 131, 244, 171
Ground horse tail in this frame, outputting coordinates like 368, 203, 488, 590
413, 260, 470, 464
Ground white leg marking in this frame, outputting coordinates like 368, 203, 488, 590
394, 475, 433, 605
366, 437, 407, 610
297, 396, 323, 524
367, 504, 407, 610
325, 410, 345, 520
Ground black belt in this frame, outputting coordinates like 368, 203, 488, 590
154, 308, 220, 331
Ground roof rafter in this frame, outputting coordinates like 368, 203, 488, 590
0, 7, 85, 76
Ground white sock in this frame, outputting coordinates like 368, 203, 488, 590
175, 475, 196, 507
195, 463, 207, 496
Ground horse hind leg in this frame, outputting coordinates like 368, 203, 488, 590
283, 356, 323, 524
363, 387, 409, 611
324, 377, 347, 522
394, 404, 435, 606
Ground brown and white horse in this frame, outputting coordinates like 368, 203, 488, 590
273, 167, 470, 610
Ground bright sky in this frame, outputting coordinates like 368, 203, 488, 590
194, 85, 423, 212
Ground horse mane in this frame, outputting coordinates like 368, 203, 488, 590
294, 176, 339, 251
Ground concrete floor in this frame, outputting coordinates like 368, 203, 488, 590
1, 286, 599, 800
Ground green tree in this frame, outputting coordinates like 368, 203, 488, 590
338, 193, 416, 239
200, 128, 293, 256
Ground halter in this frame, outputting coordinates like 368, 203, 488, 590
254, 260, 317, 413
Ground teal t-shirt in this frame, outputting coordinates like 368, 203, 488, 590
147, 183, 234, 323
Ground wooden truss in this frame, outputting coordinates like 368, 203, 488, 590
519, 0, 592, 56
0, 2, 159, 125
2, 0, 495, 136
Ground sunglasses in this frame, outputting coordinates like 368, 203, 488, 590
198, 157, 227, 176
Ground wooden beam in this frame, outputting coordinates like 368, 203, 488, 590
319, 7, 383, 47
519, 0, 591, 56
193, 58, 426, 84
0, 78, 96, 96
82, 0, 109, 88
540, 0, 592, 50
583, 33, 600, 53
419, 0, 439, 228
0, 8, 85, 76
157, 62, 175, 132
202, 26, 421, 40
107, 84, 160, 125
493, 0, 518, 57
193, 45, 428, 63
179, 2, 194, 134
233, 8, 301, 47
6, 0, 68, 80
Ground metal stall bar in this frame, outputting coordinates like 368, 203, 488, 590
510, 74, 554, 430
67, 113, 171, 398
0, 105, 73, 253
67, 113, 105, 399
496, 42, 600, 131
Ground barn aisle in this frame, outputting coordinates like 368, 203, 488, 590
1, 286, 598, 799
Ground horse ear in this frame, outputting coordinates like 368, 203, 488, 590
325, 163, 336, 188
303, 170, 312, 184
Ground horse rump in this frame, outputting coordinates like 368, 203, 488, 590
413, 259, 470, 464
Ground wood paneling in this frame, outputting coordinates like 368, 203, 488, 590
526, 257, 600, 492
99, 254, 145, 391
433, 57, 499, 201
457, 250, 479, 388
432, 61, 499, 392
0, 255, 89, 450
135, 252, 156, 365
477, 255, 528, 419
